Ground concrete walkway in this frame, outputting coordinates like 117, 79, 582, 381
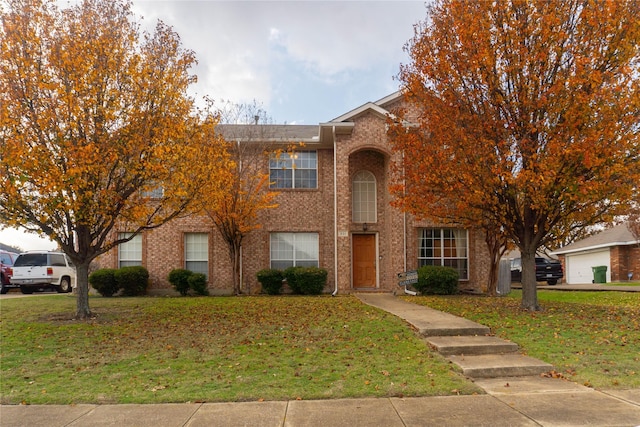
2, 293, 640, 426
357, 293, 554, 379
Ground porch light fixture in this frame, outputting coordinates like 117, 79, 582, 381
362, 223, 368, 231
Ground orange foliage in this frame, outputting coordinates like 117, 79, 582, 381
0, 0, 229, 317
200, 108, 282, 294
389, 0, 640, 309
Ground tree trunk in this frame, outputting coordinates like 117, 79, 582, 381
75, 262, 92, 319
486, 258, 499, 296
484, 227, 509, 296
520, 249, 540, 311
230, 243, 241, 295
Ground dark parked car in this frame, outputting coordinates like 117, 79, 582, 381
511, 257, 563, 286
1, 250, 19, 294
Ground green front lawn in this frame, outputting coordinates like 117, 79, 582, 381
3, 291, 636, 405
0, 295, 478, 404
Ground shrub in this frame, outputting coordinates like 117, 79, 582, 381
283, 266, 305, 294
256, 269, 284, 295
284, 266, 327, 295
115, 266, 149, 296
187, 273, 209, 296
89, 268, 119, 297
296, 267, 327, 295
168, 268, 193, 296
415, 265, 459, 295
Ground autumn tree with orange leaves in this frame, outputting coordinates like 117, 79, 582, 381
390, 0, 640, 310
204, 101, 279, 295
0, 0, 229, 318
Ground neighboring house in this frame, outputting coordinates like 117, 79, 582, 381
97, 92, 492, 294
0, 243, 21, 253
551, 223, 640, 284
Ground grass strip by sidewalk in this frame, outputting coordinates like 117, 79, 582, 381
0, 295, 480, 404
401, 290, 640, 389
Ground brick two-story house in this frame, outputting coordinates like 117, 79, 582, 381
98, 92, 491, 294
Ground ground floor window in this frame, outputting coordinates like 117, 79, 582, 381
118, 233, 142, 268
418, 228, 468, 280
185, 233, 209, 279
270, 232, 319, 270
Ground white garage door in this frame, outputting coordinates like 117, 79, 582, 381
565, 249, 610, 284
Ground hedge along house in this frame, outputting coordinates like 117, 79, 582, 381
96, 92, 492, 295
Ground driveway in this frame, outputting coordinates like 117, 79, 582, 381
0, 290, 61, 299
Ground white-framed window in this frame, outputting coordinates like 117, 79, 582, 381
141, 186, 164, 199
141, 180, 164, 199
418, 228, 468, 280
270, 232, 319, 270
185, 233, 209, 279
118, 233, 142, 268
269, 150, 317, 189
352, 170, 376, 223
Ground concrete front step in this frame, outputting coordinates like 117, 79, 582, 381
418, 325, 491, 337
426, 335, 519, 356
416, 324, 490, 337
448, 354, 553, 378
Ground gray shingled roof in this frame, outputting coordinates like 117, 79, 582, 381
0, 242, 20, 253
216, 124, 319, 141
552, 223, 639, 255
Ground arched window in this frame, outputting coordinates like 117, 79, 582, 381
352, 170, 376, 223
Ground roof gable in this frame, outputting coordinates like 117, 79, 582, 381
327, 91, 403, 123
552, 223, 639, 255
329, 102, 391, 123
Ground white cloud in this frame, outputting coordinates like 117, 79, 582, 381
0, 227, 57, 252
130, 1, 426, 122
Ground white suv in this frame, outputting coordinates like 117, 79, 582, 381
9, 251, 76, 294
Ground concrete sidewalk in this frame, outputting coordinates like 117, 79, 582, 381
2, 386, 640, 427
2, 293, 639, 426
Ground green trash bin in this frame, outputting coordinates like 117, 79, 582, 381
592, 266, 607, 284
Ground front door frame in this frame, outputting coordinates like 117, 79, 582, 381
351, 232, 378, 289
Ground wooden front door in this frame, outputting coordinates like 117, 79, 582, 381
353, 234, 376, 288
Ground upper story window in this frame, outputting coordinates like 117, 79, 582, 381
352, 170, 376, 223
141, 186, 164, 199
118, 232, 142, 268
141, 181, 164, 199
269, 150, 317, 189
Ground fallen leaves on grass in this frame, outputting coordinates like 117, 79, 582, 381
401, 291, 640, 389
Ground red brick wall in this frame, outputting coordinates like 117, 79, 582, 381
95, 107, 490, 295
94, 215, 233, 294
611, 245, 640, 282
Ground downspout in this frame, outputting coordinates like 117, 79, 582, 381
403, 151, 407, 272
237, 138, 245, 294
401, 150, 416, 296
332, 126, 339, 296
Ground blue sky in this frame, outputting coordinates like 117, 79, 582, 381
1, 0, 427, 251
